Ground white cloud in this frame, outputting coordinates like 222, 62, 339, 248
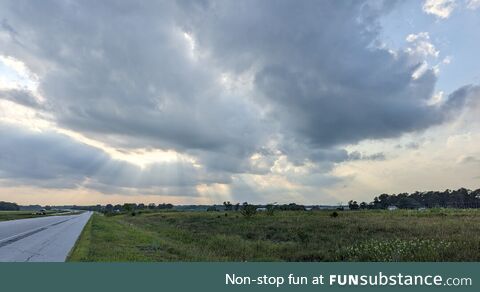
405, 32, 440, 58
429, 91, 445, 105
412, 61, 430, 79
423, 0, 456, 18
467, 0, 480, 10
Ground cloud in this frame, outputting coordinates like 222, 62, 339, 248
183, 1, 471, 151
0, 89, 42, 108
0, 122, 227, 196
467, 0, 480, 10
405, 32, 439, 58
348, 151, 386, 161
0, 0, 272, 175
423, 0, 456, 18
0, 0, 477, 202
457, 155, 480, 164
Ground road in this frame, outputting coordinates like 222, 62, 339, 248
0, 211, 92, 262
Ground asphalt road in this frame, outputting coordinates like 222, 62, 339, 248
0, 211, 92, 262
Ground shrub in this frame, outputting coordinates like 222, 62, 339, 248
266, 204, 275, 216
241, 203, 257, 218
337, 238, 452, 261
296, 230, 310, 245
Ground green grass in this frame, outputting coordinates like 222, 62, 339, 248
0, 210, 67, 221
68, 209, 480, 262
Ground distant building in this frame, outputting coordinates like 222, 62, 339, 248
387, 206, 398, 211
256, 207, 267, 212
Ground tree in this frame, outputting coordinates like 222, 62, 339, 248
157, 203, 173, 209
223, 201, 233, 211
397, 197, 421, 209
0, 201, 20, 211
148, 203, 156, 209
348, 200, 359, 210
123, 203, 135, 212
207, 205, 219, 212
105, 204, 114, 212
358, 187, 480, 210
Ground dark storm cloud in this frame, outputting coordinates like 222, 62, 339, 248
0, 124, 108, 188
181, 0, 468, 150
0, 0, 270, 174
444, 85, 480, 111
0, 0, 476, 194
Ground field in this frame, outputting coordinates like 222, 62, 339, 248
0, 210, 69, 221
68, 209, 480, 262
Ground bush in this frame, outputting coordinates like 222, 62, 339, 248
337, 239, 452, 261
296, 230, 310, 245
241, 203, 257, 218
330, 211, 339, 218
266, 204, 275, 216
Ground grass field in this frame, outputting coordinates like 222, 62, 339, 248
0, 210, 75, 221
68, 209, 480, 262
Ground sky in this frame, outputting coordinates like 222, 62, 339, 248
0, 0, 479, 206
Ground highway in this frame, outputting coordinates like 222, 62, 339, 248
0, 211, 92, 262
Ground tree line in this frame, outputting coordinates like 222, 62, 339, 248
348, 188, 480, 210
0, 201, 20, 211
71, 203, 174, 213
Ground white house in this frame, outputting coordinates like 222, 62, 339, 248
387, 205, 398, 211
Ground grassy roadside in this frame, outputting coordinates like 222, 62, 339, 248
68, 213, 179, 261
68, 209, 480, 262
68, 213, 94, 261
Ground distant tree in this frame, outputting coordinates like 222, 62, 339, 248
357, 187, 480, 210
359, 202, 368, 209
277, 203, 305, 211
157, 203, 173, 210
148, 203, 156, 209
105, 204, 114, 213
207, 205, 219, 212
234, 203, 240, 211
137, 203, 146, 210
223, 201, 233, 211
397, 197, 421, 209
123, 203, 135, 212
0, 201, 20, 211
348, 200, 359, 210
